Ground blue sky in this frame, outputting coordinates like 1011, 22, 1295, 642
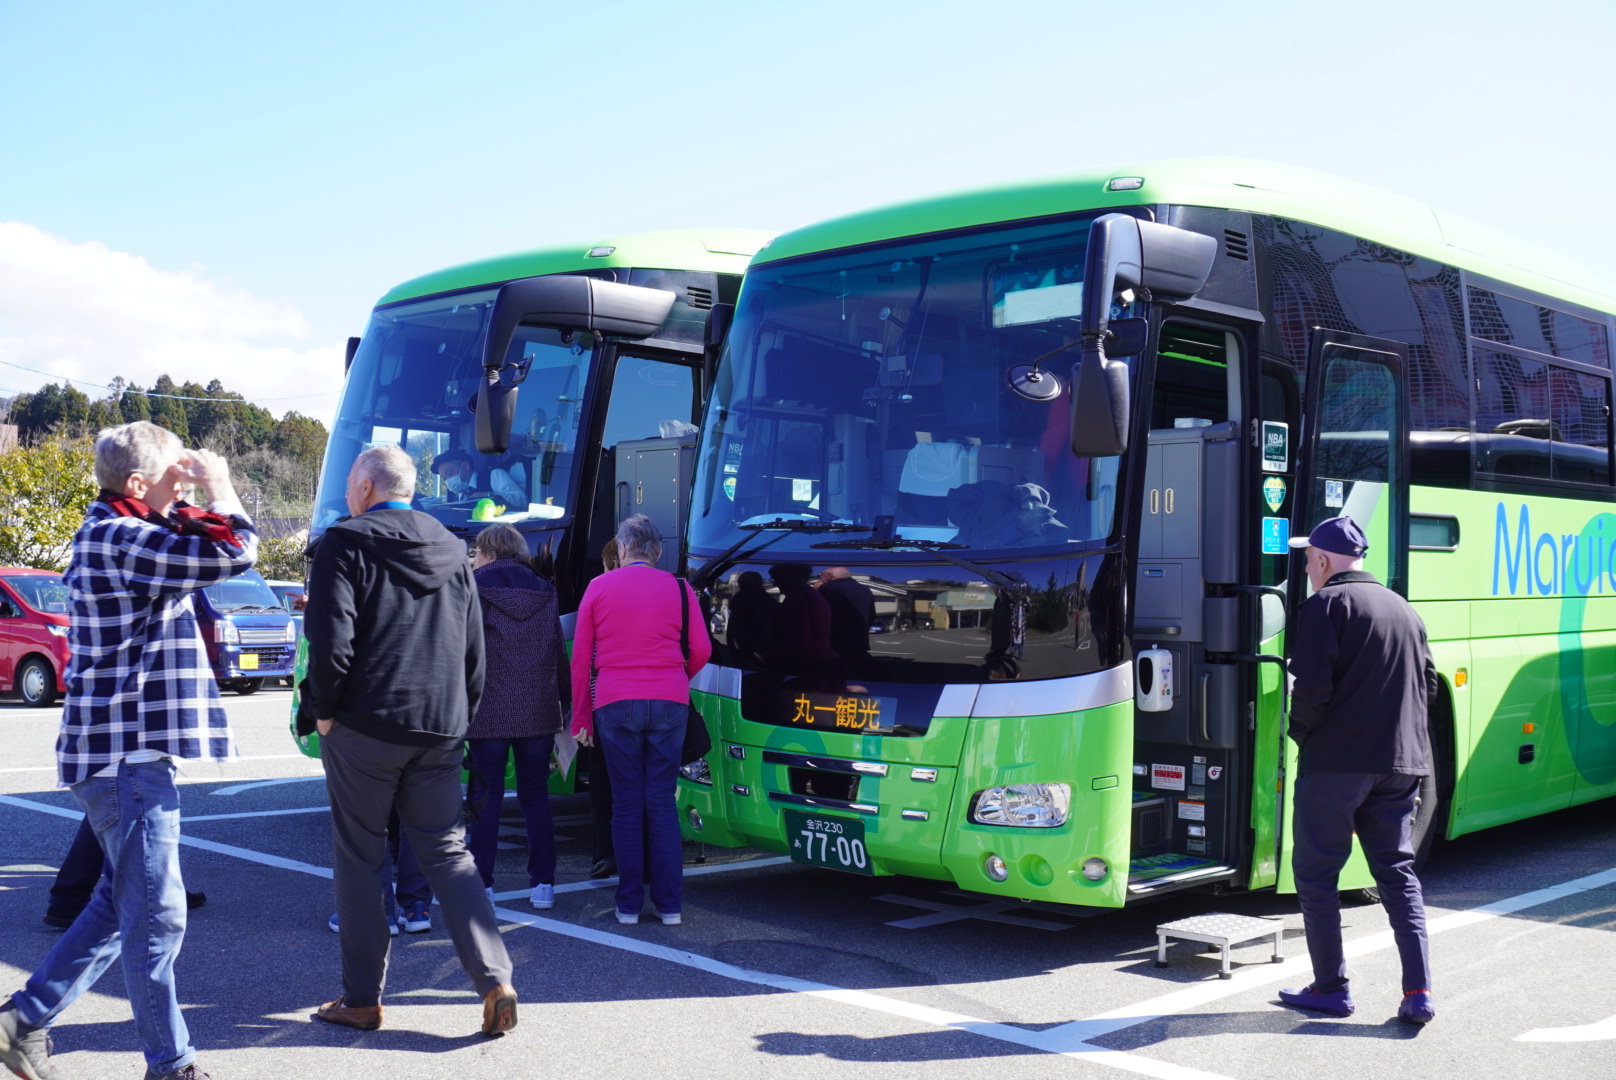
3, 0, 1613, 425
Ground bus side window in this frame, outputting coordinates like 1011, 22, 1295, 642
1153, 323, 1234, 430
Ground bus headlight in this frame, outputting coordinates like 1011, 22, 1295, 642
969, 783, 1070, 827
678, 759, 713, 785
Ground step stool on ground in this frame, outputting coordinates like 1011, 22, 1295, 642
1155, 912, 1285, 979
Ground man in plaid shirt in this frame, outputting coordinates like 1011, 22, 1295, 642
0, 421, 256, 1080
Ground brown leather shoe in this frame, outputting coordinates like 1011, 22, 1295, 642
480, 984, 517, 1037
313, 997, 383, 1031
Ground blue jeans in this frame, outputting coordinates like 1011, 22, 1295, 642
10, 758, 194, 1075
594, 699, 686, 916
465, 736, 557, 888
1293, 771, 1432, 994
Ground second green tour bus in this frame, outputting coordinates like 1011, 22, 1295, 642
291, 228, 770, 756
675, 159, 1616, 908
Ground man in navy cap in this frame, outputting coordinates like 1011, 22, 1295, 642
1278, 515, 1439, 1025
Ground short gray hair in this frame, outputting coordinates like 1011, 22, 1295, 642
94, 421, 183, 492
615, 514, 662, 565
475, 523, 528, 563
352, 444, 416, 499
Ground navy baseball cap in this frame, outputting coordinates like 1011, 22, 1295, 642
1288, 515, 1369, 557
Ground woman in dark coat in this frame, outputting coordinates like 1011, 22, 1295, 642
467, 524, 569, 909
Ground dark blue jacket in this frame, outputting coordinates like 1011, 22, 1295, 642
471, 557, 568, 740
1288, 570, 1437, 776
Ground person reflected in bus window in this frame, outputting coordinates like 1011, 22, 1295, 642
1279, 516, 1438, 1026
817, 567, 877, 678
766, 563, 843, 677
725, 571, 777, 669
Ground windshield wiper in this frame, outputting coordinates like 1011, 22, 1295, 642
688, 517, 876, 591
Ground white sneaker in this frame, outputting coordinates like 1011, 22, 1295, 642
485, 886, 495, 904
652, 908, 682, 926
615, 910, 639, 925
530, 883, 555, 909
329, 912, 398, 936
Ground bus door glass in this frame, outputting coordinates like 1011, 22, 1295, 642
589, 352, 701, 571
1296, 335, 1410, 595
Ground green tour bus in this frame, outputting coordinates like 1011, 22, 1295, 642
675, 159, 1616, 908
290, 228, 771, 758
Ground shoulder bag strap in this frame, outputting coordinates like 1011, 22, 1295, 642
676, 574, 690, 663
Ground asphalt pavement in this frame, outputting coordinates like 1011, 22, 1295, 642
1, 687, 1611, 1080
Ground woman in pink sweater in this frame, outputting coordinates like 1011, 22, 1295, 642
570, 514, 710, 925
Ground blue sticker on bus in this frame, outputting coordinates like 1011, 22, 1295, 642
1261, 517, 1290, 554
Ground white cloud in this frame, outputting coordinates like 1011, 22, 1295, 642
0, 223, 341, 425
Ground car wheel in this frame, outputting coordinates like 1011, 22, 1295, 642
232, 678, 263, 696
17, 656, 58, 708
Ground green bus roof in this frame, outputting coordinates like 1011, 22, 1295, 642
756, 158, 1616, 315
376, 227, 775, 307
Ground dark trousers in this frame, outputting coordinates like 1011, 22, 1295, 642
465, 736, 557, 888
383, 809, 432, 914
47, 816, 106, 916
594, 699, 685, 916
1292, 771, 1432, 994
321, 724, 512, 1007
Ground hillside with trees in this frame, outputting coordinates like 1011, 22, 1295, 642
0, 377, 327, 577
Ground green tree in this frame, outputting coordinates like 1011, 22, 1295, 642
0, 438, 99, 569
148, 375, 189, 443
270, 411, 329, 472
119, 382, 152, 423
255, 535, 310, 581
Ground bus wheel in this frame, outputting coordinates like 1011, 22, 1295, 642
1341, 886, 1382, 906
230, 678, 262, 695
17, 657, 58, 708
1410, 771, 1442, 871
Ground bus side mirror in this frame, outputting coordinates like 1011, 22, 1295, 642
1070, 215, 1217, 458
477, 276, 677, 453
344, 336, 361, 373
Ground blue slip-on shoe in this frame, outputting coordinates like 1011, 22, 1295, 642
400, 899, 432, 933
1278, 985, 1355, 1017
1398, 990, 1435, 1024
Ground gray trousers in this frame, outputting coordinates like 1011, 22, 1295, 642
321, 723, 512, 1007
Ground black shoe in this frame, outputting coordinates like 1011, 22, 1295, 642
186, 890, 206, 910
589, 858, 617, 879
41, 908, 76, 930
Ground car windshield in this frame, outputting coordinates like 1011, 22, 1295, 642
689, 216, 1120, 556
312, 286, 596, 534
204, 572, 281, 612
3, 574, 68, 613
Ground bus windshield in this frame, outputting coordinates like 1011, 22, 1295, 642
690, 217, 1120, 557
313, 287, 596, 533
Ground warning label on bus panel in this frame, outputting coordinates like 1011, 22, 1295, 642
1178, 800, 1206, 821
1151, 763, 1186, 791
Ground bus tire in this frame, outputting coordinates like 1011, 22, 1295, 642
1341, 886, 1381, 906
17, 657, 58, 708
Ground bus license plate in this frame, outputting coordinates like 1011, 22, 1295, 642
239, 653, 259, 670
784, 810, 871, 875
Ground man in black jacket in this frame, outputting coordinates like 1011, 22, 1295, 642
301, 444, 517, 1037
1279, 516, 1437, 1025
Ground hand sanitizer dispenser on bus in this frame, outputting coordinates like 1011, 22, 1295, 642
1136, 646, 1173, 712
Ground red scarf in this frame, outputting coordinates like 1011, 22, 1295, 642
101, 491, 244, 549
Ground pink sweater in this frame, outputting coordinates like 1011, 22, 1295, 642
569, 564, 711, 738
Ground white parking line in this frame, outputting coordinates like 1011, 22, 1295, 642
2, 789, 1610, 1079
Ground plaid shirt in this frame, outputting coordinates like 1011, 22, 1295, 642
56, 499, 259, 786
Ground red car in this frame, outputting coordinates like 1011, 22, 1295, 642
0, 568, 72, 708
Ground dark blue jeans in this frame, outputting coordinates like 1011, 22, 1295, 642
12, 759, 195, 1075
1292, 771, 1432, 994
465, 736, 557, 888
594, 699, 685, 916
